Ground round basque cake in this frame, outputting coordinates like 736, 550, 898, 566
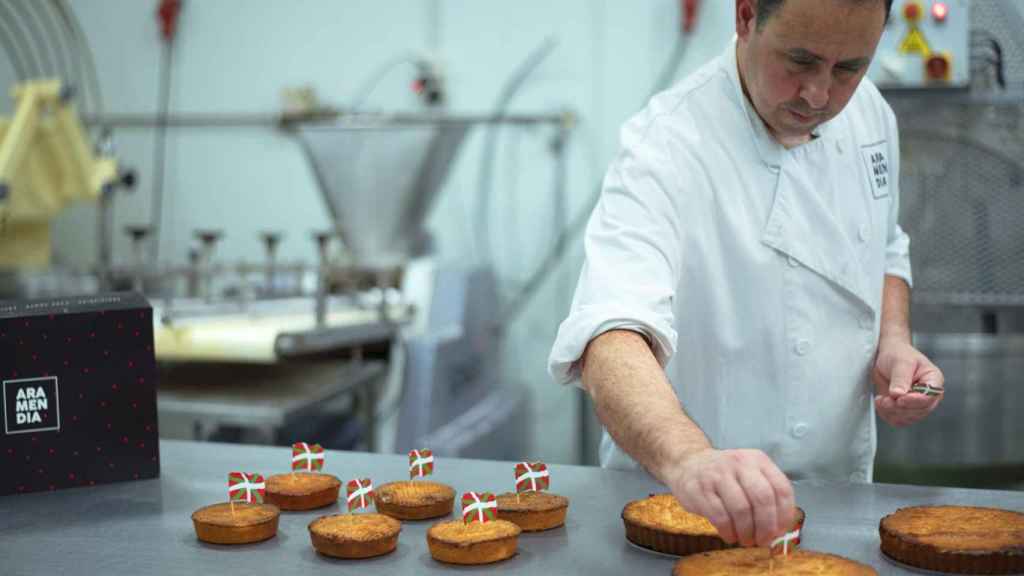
265, 472, 341, 511
496, 491, 569, 532
879, 505, 1024, 574
375, 480, 455, 520
192, 502, 280, 545
673, 548, 877, 575
427, 519, 522, 565
622, 493, 806, 556
308, 513, 401, 559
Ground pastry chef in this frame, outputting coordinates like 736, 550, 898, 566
549, 0, 945, 549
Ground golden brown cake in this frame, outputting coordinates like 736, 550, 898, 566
622, 493, 806, 556
427, 519, 521, 565
308, 513, 401, 559
879, 505, 1024, 574
265, 472, 341, 511
191, 502, 280, 545
496, 491, 569, 532
673, 548, 877, 575
375, 480, 455, 520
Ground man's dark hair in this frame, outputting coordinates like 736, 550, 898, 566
755, 0, 893, 29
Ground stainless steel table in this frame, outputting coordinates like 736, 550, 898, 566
2, 440, 1022, 575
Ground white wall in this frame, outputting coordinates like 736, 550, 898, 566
43, 0, 735, 464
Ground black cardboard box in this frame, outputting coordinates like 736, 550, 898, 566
0, 293, 159, 495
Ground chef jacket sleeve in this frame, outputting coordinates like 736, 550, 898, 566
548, 116, 689, 386
882, 106, 913, 287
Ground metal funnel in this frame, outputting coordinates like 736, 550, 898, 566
295, 120, 469, 269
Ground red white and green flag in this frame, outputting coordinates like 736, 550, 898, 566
228, 472, 265, 504
408, 449, 435, 479
292, 442, 325, 472
770, 521, 803, 557
346, 478, 374, 511
461, 492, 497, 524
515, 461, 550, 493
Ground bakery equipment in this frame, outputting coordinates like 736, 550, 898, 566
0, 79, 126, 272
876, 3, 1024, 486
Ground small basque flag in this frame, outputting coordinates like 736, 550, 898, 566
515, 461, 550, 493
228, 472, 266, 504
346, 478, 374, 511
409, 449, 435, 479
292, 442, 325, 472
461, 492, 497, 524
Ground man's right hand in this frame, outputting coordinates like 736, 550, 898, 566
663, 448, 797, 548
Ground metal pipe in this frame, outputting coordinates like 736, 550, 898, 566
0, 11, 29, 80
19, 0, 61, 80
81, 111, 573, 129
52, 0, 104, 116
313, 232, 333, 328
0, 1, 42, 76
96, 186, 113, 289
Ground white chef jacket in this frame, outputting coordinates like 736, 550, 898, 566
548, 39, 912, 483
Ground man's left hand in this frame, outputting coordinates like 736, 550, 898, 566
872, 338, 945, 427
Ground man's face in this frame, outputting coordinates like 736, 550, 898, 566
737, 0, 886, 143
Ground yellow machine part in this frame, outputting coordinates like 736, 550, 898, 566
0, 79, 118, 268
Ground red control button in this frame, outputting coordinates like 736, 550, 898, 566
932, 2, 949, 22
904, 1, 923, 22
926, 54, 951, 81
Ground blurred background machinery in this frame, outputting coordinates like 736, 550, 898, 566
1, 0, 1023, 484
873, 0, 1024, 488
868, 0, 971, 89
0, 0, 576, 461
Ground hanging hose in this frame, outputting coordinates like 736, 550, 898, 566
499, 32, 692, 326
0, 1, 42, 77
474, 36, 559, 265
53, 0, 105, 117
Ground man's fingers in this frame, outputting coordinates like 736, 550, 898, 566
875, 395, 896, 411
888, 359, 915, 396
716, 475, 755, 547
895, 393, 935, 409
699, 489, 737, 544
737, 468, 779, 547
759, 459, 796, 536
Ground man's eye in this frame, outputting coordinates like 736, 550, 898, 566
790, 57, 814, 66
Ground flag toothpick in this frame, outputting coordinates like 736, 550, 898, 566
461, 492, 497, 524
515, 461, 550, 493
346, 478, 375, 512
228, 472, 266, 505
292, 442, 326, 472
409, 449, 435, 479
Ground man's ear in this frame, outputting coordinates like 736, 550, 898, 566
736, 0, 757, 40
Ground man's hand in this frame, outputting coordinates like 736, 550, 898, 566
872, 337, 944, 427
663, 448, 796, 548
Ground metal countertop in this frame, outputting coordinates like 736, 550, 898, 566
2, 439, 1022, 575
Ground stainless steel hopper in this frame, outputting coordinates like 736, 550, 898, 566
295, 119, 469, 269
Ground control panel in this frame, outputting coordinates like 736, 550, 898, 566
868, 0, 970, 89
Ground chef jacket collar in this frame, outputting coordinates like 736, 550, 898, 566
723, 37, 841, 169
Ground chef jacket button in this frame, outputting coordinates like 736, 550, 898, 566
865, 343, 875, 356
791, 422, 810, 439
787, 256, 800, 268
795, 339, 811, 356
858, 224, 871, 243
836, 140, 844, 154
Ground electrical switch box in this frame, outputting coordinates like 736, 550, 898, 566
868, 0, 970, 89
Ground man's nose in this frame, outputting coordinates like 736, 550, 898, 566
799, 69, 830, 110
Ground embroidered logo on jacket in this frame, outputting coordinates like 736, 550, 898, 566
860, 141, 890, 199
